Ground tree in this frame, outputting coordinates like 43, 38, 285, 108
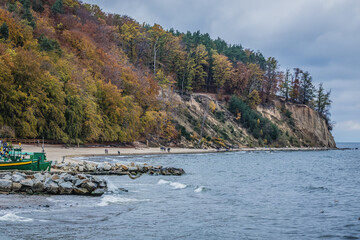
262, 57, 281, 103
229, 62, 250, 96
246, 63, 264, 95
212, 52, 232, 90
279, 69, 291, 101
22, 0, 36, 27
289, 68, 301, 102
299, 71, 315, 105
51, 0, 63, 14
32, 0, 44, 12
0, 22, 9, 40
315, 83, 332, 117
246, 89, 261, 109
191, 44, 209, 91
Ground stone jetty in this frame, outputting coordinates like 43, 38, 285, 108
0, 171, 107, 196
52, 161, 185, 176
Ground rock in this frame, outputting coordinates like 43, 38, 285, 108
26, 188, 33, 194
78, 165, 84, 172
12, 174, 25, 183
103, 164, 112, 171
121, 165, 128, 171
128, 166, 138, 171
73, 187, 89, 195
98, 180, 106, 188
0, 172, 12, 179
32, 179, 45, 192
3, 174, 12, 180
91, 188, 105, 196
33, 173, 45, 182
81, 181, 96, 191
51, 174, 60, 181
12, 182, 22, 192
59, 182, 73, 194
97, 163, 104, 171
77, 174, 87, 180
74, 179, 85, 187
130, 162, 135, 167
20, 178, 34, 187
0, 179, 12, 191
46, 181, 59, 194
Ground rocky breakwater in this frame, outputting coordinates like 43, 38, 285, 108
52, 161, 185, 176
0, 171, 107, 196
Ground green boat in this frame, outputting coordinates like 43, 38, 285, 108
0, 144, 52, 171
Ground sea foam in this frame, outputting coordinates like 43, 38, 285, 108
0, 213, 33, 222
98, 195, 149, 207
157, 179, 187, 189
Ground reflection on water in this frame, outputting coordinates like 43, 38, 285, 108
0, 143, 360, 239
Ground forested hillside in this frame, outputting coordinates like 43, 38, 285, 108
0, 0, 333, 146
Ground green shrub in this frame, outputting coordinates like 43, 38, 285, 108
229, 95, 280, 143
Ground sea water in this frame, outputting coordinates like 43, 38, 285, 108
0, 143, 359, 239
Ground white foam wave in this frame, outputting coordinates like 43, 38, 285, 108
157, 179, 187, 189
0, 213, 33, 222
105, 179, 118, 192
194, 186, 205, 193
98, 195, 149, 207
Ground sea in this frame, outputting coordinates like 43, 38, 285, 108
0, 143, 359, 240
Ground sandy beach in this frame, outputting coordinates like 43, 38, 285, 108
19, 144, 334, 164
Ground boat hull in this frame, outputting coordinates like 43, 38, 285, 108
0, 160, 52, 171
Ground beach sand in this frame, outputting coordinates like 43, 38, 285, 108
20, 144, 333, 164
20, 144, 217, 163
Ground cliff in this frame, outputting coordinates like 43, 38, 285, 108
174, 93, 336, 148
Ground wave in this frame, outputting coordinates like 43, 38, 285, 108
157, 179, 187, 189
194, 186, 205, 193
97, 195, 150, 207
0, 213, 33, 222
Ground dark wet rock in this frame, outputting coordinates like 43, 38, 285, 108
59, 182, 73, 194
46, 181, 59, 194
91, 188, 106, 196
0, 179, 12, 191
32, 179, 45, 192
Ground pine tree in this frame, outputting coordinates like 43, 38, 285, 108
32, 0, 44, 13
279, 69, 291, 101
0, 23, 9, 40
51, 0, 63, 14
299, 71, 315, 105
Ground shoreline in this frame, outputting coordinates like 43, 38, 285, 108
20, 144, 337, 164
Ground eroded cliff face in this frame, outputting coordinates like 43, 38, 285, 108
258, 99, 336, 148
174, 93, 336, 148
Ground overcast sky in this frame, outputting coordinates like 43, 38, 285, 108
85, 0, 360, 142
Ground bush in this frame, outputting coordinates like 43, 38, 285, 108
229, 95, 280, 143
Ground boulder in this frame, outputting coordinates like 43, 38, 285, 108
0, 172, 12, 179
51, 174, 60, 181
3, 174, 12, 180
0, 179, 12, 191
12, 174, 25, 183
32, 179, 45, 192
59, 182, 73, 194
20, 178, 34, 187
33, 173, 45, 182
121, 165, 128, 171
73, 187, 89, 195
46, 181, 59, 194
91, 188, 105, 196
103, 164, 112, 171
12, 182, 22, 192
78, 165, 84, 172
81, 181, 96, 191
77, 174, 87, 180
74, 179, 86, 187
97, 163, 104, 171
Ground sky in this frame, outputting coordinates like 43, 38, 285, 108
85, 0, 360, 142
